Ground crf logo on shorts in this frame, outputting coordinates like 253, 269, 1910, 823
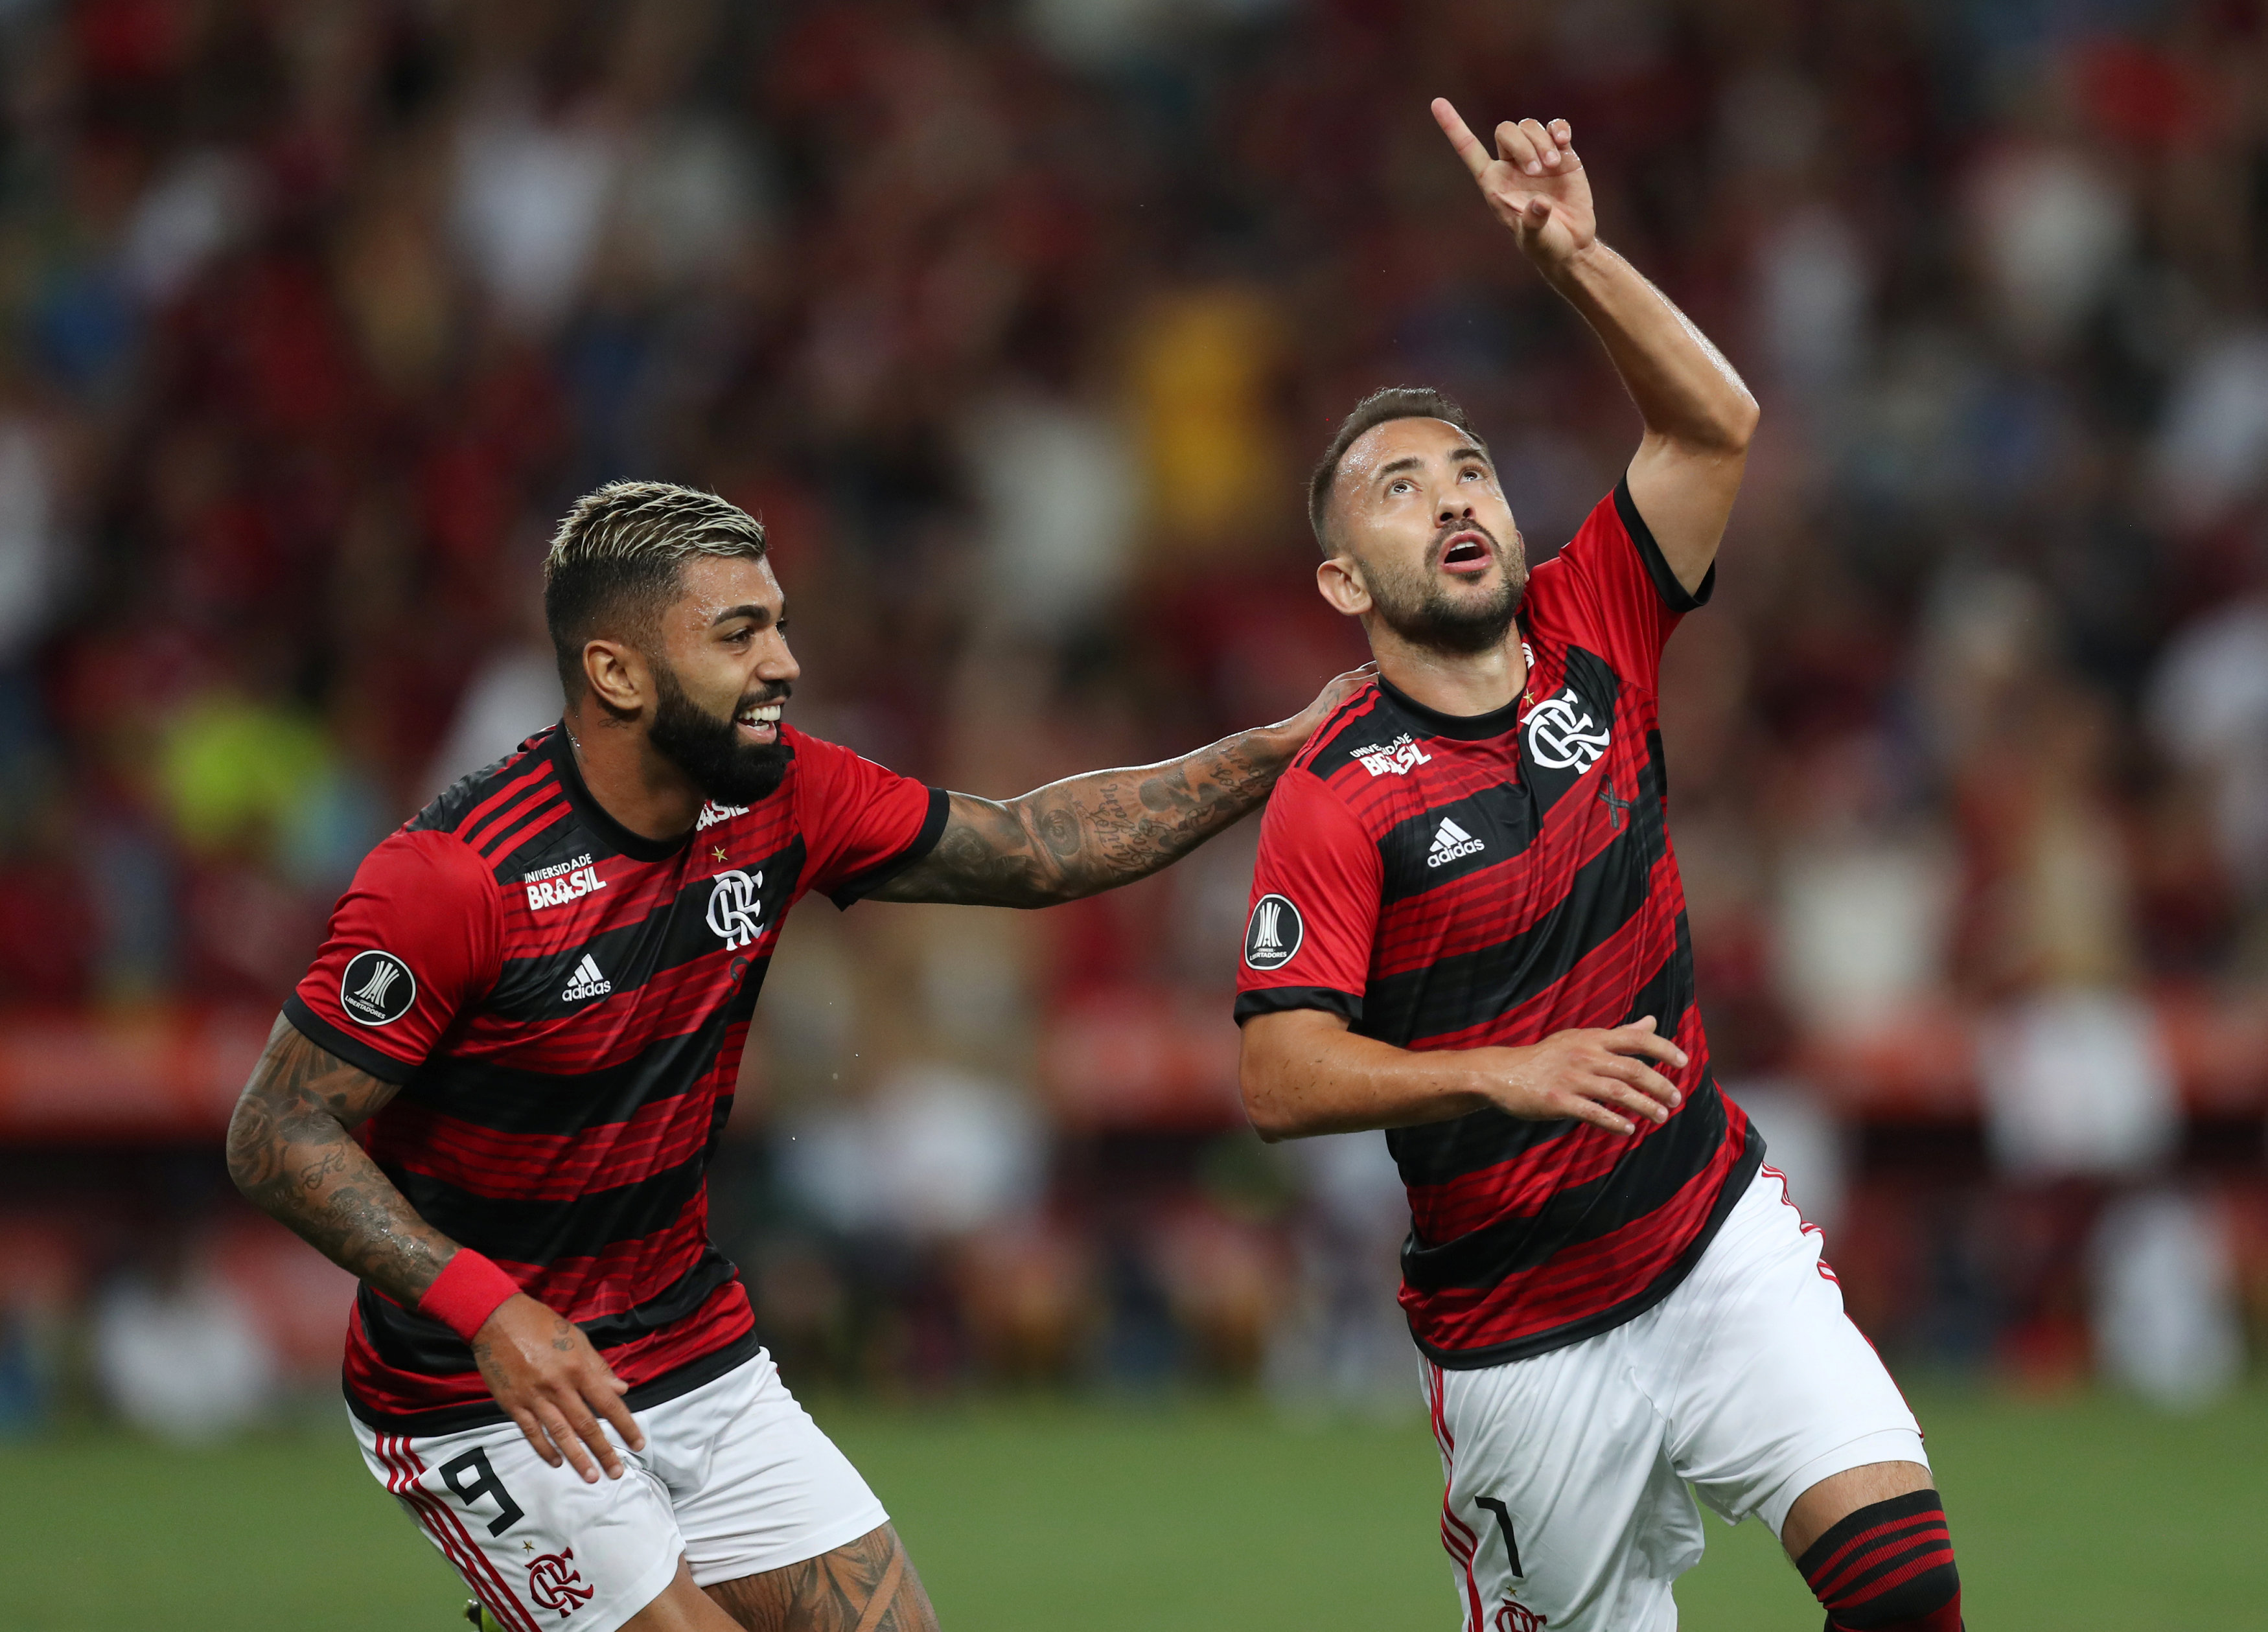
527, 1548, 594, 1615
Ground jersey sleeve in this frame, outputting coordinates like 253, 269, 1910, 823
1533, 477, 1714, 691
789, 727, 951, 908
283, 829, 504, 1083
1232, 766, 1381, 1026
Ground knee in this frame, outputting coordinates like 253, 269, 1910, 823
1795, 1488, 1961, 1632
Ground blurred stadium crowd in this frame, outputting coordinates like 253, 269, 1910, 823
1, 0, 2266, 1434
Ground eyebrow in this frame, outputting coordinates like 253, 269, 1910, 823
1374, 446, 1490, 483
711, 602, 781, 628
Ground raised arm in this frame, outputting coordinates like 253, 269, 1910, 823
866, 663, 1374, 908
1433, 99, 1758, 594
226, 1016, 643, 1480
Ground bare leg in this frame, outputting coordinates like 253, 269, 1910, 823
1779, 1459, 1936, 1559
703, 1524, 940, 1632
619, 1557, 745, 1631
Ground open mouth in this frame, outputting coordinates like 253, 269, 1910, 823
1439, 531, 1494, 577
735, 700, 783, 744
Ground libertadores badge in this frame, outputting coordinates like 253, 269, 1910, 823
527, 1548, 595, 1616
338, 950, 416, 1027
1243, 893, 1303, 972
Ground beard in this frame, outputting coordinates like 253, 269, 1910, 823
1365, 526, 1529, 655
647, 660, 793, 806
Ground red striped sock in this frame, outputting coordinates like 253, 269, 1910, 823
1796, 1488, 1962, 1632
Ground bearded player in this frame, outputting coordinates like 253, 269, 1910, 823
1235, 104, 1963, 1632
227, 479, 1367, 1632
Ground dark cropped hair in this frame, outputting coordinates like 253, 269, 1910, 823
1307, 385, 1490, 553
542, 481, 768, 699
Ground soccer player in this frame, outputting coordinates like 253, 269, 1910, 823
1234, 104, 1963, 1632
227, 479, 1367, 1632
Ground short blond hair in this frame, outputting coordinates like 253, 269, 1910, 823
542, 481, 768, 698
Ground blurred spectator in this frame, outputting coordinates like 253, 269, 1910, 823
2147, 592, 2268, 900
2091, 1189, 2244, 1410
0, 406, 64, 669
1979, 989, 2179, 1180
780, 1064, 1045, 1241
91, 1241, 277, 1442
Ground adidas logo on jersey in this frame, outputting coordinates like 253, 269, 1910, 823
1427, 816, 1485, 868
561, 954, 612, 1003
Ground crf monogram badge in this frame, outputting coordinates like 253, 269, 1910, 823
706, 868, 764, 948
1523, 687, 1610, 772
526, 1548, 594, 1616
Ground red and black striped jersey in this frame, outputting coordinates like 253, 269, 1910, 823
286, 722, 945, 1432
1234, 482, 1760, 1368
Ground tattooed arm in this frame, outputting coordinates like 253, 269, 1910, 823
226, 1015, 644, 1480
224, 1016, 441, 1299
866, 664, 1376, 908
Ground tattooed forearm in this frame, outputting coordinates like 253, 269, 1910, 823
706, 1523, 938, 1632
225, 1014, 459, 1307
870, 726, 1288, 908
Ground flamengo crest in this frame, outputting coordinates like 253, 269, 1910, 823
1523, 687, 1610, 772
706, 869, 765, 949
526, 1547, 595, 1615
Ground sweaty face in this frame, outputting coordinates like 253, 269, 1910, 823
1328, 417, 1528, 654
643, 555, 800, 805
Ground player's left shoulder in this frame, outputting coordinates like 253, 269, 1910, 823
1292, 680, 1408, 783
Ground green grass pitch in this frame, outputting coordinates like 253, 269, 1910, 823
1, 1386, 2260, 1629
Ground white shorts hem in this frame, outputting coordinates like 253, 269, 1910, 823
685, 1500, 893, 1589
598, 1547, 692, 1632
1752, 1427, 1930, 1539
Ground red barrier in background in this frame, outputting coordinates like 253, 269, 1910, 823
0, 1007, 273, 1140
3, 992, 2264, 1141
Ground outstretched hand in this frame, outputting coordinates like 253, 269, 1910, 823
1431, 99, 1597, 273
473, 1294, 647, 1482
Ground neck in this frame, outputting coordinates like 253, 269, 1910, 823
1368, 621, 1528, 717
562, 700, 707, 843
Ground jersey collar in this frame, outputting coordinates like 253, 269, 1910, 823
546, 725, 698, 864
1377, 674, 1524, 742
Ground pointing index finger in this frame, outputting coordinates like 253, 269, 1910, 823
1431, 97, 1492, 179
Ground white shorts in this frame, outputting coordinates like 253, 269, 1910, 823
1420, 1165, 1925, 1632
353, 1349, 888, 1632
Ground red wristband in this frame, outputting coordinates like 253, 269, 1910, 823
418, 1250, 521, 1341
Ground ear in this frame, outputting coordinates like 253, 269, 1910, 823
1315, 554, 1372, 617
582, 639, 650, 716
